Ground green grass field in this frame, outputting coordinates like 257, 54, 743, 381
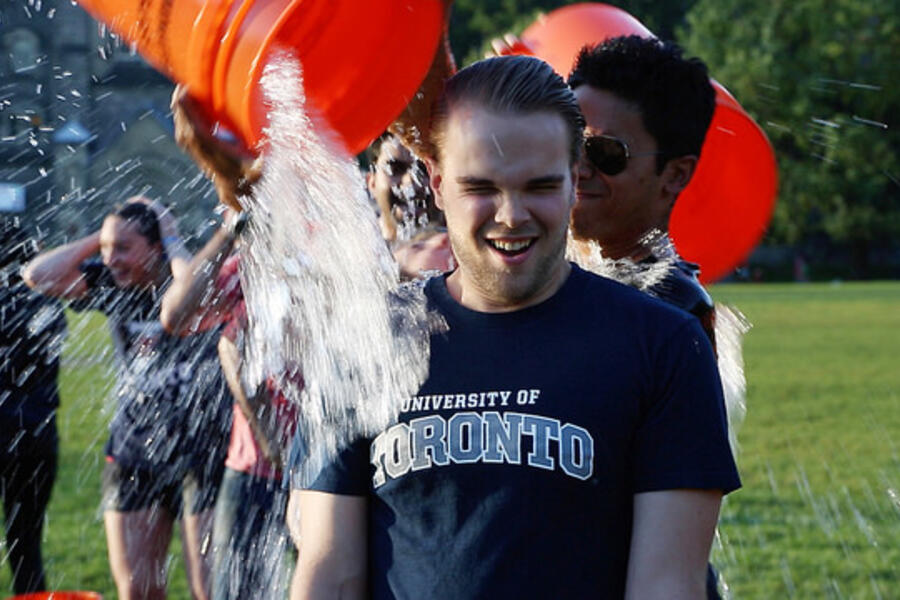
1, 282, 898, 598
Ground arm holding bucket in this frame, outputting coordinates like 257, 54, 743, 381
172, 85, 262, 212
387, 0, 456, 159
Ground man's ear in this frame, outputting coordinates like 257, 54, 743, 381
662, 155, 698, 205
425, 157, 444, 211
365, 169, 376, 195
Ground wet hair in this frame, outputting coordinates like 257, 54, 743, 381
568, 35, 715, 173
429, 55, 585, 164
112, 201, 162, 245
365, 132, 395, 166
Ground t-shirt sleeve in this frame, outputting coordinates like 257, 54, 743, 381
294, 437, 372, 496
632, 318, 741, 494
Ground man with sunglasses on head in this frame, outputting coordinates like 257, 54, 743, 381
567, 35, 718, 346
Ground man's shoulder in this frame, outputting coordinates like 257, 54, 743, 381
648, 259, 714, 317
577, 264, 695, 323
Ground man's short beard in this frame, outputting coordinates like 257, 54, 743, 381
448, 222, 569, 306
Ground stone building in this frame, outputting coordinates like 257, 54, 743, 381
0, 0, 217, 247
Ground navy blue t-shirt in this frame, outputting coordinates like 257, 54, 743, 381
306, 264, 740, 599
71, 259, 230, 476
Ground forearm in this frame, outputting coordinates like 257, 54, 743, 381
161, 226, 236, 334
290, 491, 368, 600
291, 564, 366, 600
625, 489, 722, 600
22, 232, 100, 297
148, 202, 192, 279
387, 3, 455, 159
217, 334, 279, 463
161, 231, 192, 280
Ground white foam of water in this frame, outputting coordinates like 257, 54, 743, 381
566, 229, 673, 292
239, 53, 435, 486
715, 303, 751, 454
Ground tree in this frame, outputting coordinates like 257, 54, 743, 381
681, 0, 900, 276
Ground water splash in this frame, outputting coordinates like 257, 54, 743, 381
565, 229, 673, 292
239, 53, 435, 486
715, 303, 751, 454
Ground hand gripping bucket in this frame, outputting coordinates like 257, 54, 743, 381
76, 0, 445, 154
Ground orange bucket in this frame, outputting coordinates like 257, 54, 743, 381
6, 592, 102, 600
75, 0, 445, 154
509, 3, 778, 283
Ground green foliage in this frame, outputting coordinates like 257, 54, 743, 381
681, 0, 900, 251
448, 0, 569, 65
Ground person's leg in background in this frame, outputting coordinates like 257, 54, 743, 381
1, 450, 58, 594
102, 462, 176, 600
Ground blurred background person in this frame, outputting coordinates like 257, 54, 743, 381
0, 218, 67, 594
159, 212, 298, 600
391, 226, 455, 281
23, 198, 230, 600
366, 133, 443, 243
566, 36, 717, 343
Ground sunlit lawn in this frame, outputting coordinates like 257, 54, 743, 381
711, 282, 900, 598
0, 311, 194, 599
1, 282, 898, 598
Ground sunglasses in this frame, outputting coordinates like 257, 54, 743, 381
583, 135, 665, 176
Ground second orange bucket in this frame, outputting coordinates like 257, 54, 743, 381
76, 0, 445, 154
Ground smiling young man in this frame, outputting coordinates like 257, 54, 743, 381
289, 55, 739, 600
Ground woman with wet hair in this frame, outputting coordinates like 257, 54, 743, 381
23, 199, 231, 600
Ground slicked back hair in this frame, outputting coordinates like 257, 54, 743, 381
429, 55, 585, 165
568, 35, 715, 173
365, 132, 394, 167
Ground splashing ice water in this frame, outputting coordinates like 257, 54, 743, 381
714, 303, 751, 454
239, 53, 436, 485
566, 229, 677, 294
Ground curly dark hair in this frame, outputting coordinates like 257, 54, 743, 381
430, 55, 585, 165
568, 35, 715, 173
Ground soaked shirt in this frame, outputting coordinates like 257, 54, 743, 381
307, 265, 741, 599
71, 259, 229, 475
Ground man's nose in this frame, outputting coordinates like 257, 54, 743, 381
494, 194, 529, 228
